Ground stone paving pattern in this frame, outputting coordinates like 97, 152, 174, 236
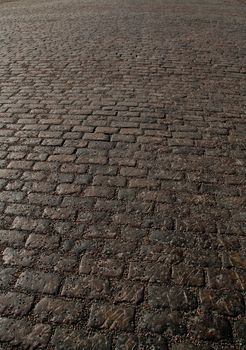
0, 0, 246, 348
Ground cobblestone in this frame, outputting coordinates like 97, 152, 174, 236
16, 270, 61, 294
88, 304, 135, 330
190, 314, 232, 341
0, 0, 245, 348
34, 297, 84, 324
0, 317, 51, 348
52, 329, 111, 350
234, 319, 246, 346
0, 292, 33, 317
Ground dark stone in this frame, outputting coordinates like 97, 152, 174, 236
148, 286, 197, 311
88, 304, 135, 330
52, 328, 111, 350
139, 311, 187, 336
191, 314, 232, 341
234, 319, 246, 345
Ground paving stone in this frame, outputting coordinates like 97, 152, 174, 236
61, 276, 110, 299
148, 286, 197, 311
37, 253, 78, 272
34, 297, 84, 324
0, 191, 25, 203
28, 193, 61, 206
0, 292, 34, 317
16, 270, 61, 294
185, 250, 221, 268
115, 283, 144, 304
0, 317, 51, 348
207, 268, 246, 291
84, 186, 115, 198
93, 175, 126, 187
11, 216, 49, 232
139, 311, 187, 336
199, 290, 244, 316
0, 169, 20, 179
52, 328, 111, 350
43, 207, 76, 220
25, 233, 60, 250
84, 225, 117, 239
0, 267, 17, 288
139, 245, 183, 263
116, 334, 168, 350
172, 264, 204, 287
103, 240, 137, 258
149, 230, 195, 247
234, 319, 246, 346
171, 344, 206, 350
128, 262, 170, 282
56, 183, 81, 194
190, 314, 232, 341
88, 304, 135, 330
80, 256, 124, 277
0, 229, 27, 247
3, 247, 35, 267
228, 253, 246, 269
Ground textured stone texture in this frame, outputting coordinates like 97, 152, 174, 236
52, 329, 111, 350
88, 304, 135, 330
0, 0, 245, 348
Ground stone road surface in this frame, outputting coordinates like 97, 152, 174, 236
0, 0, 246, 348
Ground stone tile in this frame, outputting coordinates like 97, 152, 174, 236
0, 317, 51, 348
88, 304, 135, 330
148, 286, 197, 311
52, 328, 111, 350
0, 292, 34, 317
34, 297, 84, 324
16, 270, 61, 294
190, 314, 232, 341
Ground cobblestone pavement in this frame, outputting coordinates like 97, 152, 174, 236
0, 0, 246, 348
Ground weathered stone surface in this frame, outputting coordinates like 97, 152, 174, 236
34, 297, 84, 324
128, 262, 170, 282
88, 304, 135, 330
38, 253, 78, 273
172, 344, 209, 350
3, 247, 35, 267
103, 240, 137, 258
80, 256, 124, 277
185, 250, 221, 268
0, 230, 26, 247
116, 334, 168, 350
234, 319, 246, 346
172, 264, 204, 287
52, 328, 111, 350
115, 283, 144, 304
0, 317, 51, 348
190, 314, 232, 341
148, 286, 197, 311
139, 244, 183, 264
207, 268, 246, 291
0, 268, 17, 288
16, 270, 61, 294
139, 311, 187, 335
228, 253, 246, 269
84, 225, 117, 238
11, 216, 49, 232
61, 276, 110, 299
0, 292, 34, 317
199, 290, 244, 316
25, 233, 60, 250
